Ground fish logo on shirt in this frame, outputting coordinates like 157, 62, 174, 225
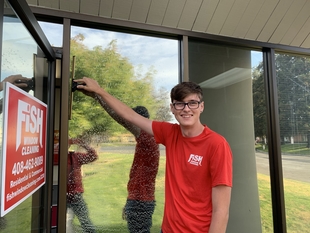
188, 154, 203, 166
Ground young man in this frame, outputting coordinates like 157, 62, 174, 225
93, 97, 160, 233
75, 78, 233, 233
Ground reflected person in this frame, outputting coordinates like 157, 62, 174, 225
66, 138, 98, 233
92, 95, 160, 233
75, 78, 233, 233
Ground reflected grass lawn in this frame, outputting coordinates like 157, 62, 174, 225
81, 151, 165, 233
257, 173, 310, 233
2, 150, 309, 232
256, 142, 310, 156
82, 151, 310, 233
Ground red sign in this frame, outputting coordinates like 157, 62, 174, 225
1, 83, 47, 216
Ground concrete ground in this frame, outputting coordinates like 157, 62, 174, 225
255, 152, 310, 183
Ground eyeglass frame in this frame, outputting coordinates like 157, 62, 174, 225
172, 100, 202, 110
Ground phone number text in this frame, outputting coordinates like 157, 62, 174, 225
11, 156, 44, 176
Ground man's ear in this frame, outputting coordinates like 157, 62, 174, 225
200, 101, 204, 112
170, 103, 175, 114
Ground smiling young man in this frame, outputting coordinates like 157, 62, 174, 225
75, 78, 233, 233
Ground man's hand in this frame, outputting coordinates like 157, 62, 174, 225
68, 138, 83, 146
0, 74, 31, 91
74, 77, 102, 94
80, 89, 96, 98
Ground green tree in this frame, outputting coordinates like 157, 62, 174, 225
275, 54, 310, 141
253, 54, 310, 144
252, 63, 267, 141
69, 34, 172, 139
153, 86, 173, 121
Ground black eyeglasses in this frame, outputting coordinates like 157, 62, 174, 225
172, 101, 201, 110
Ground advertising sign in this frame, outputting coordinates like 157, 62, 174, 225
1, 82, 47, 216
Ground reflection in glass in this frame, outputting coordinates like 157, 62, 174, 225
188, 40, 264, 232
251, 51, 273, 232
39, 21, 63, 47
67, 26, 178, 232
275, 53, 310, 232
1, 17, 35, 81
0, 1, 47, 232
66, 138, 98, 233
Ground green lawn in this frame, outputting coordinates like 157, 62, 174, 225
256, 142, 310, 156
80, 151, 165, 233
257, 174, 310, 233
2, 146, 309, 232
79, 150, 310, 233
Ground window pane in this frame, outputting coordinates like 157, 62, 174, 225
188, 40, 267, 232
39, 21, 63, 47
251, 51, 273, 232
1, 1, 50, 232
275, 52, 310, 232
67, 26, 178, 232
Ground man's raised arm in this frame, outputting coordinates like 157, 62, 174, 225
74, 77, 153, 136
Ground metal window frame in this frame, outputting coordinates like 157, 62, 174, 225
26, 5, 310, 233
263, 48, 287, 232
2, 0, 56, 232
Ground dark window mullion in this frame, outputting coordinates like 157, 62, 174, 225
263, 47, 287, 233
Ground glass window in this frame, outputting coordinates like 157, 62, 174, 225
275, 52, 310, 232
0, 1, 50, 232
188, 40, 268, 232
66, 26, 178, 232
251, 51, 273, 232
39, 21, 63, 48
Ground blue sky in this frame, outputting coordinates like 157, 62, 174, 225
39, 22, 179, 92
1, 19, 38, 90
39, 22, 262, 89
3, 21, 262, 93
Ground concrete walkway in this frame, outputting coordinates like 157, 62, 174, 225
256, 152, 310, 183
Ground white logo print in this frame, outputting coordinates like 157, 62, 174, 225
16, 99, 44, 151
188, 154, 203, 166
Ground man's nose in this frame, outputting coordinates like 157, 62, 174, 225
183, 104, 190, 110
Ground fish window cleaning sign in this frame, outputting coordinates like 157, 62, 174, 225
1, 82, 47, 216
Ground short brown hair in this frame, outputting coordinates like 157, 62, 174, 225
170, 82, 203, 102
132, 106, 150, 119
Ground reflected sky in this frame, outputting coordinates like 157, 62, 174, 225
2, 17, 37, 81
38, 22, 262, 91
39, 22, 179, 91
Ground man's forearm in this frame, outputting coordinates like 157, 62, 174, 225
209, 186, 231, 233
208, 212, 229, 233
75, 77, 153, 135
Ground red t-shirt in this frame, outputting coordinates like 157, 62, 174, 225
127, 130, 160, 201
67, 148, 98, 196
152, 121, 233, 233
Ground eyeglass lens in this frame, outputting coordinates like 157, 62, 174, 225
173, 101, 200, 109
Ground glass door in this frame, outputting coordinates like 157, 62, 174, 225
0, 0, 56, 232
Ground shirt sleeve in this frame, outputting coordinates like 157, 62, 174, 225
152, 121, 174, 145
210, 139, 233, 187
75, 148, 98, 165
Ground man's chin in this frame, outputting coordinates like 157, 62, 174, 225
176, 117, 194, 126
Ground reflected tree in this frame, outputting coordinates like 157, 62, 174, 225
252, 63, 267, 142
253, 54, 310, 144
69, 34, 172, 139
